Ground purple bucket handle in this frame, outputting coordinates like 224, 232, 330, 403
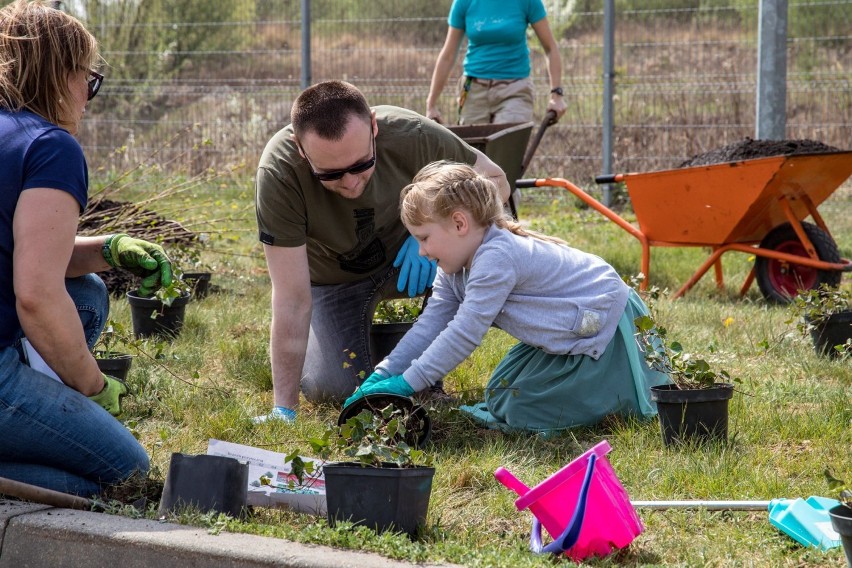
530, 453, 598, 555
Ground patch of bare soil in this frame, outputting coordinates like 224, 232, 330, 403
99, 472, 164, 511
678, 137, 843, 168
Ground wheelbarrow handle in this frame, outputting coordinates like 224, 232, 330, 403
543, 109, 558, 127
595, 174, 619, 184
519, 110, 558, 176
516, 179, 539, 188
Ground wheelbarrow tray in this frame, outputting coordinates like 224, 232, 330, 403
446, 122, 534, 194
623, 151, 852, 246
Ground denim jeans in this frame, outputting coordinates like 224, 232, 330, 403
302, 265, 411, 403
0, 273, 149, 496
12, 273, 108, 353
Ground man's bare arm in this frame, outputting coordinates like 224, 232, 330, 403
264, 243, 312, 409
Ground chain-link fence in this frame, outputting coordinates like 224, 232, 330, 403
70, 0, 851, 184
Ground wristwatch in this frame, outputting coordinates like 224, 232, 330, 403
550, 87, 564, 96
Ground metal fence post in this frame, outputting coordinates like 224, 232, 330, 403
756, 0, 788, 140
301, 0, 312, 90
601, 0, 615, 207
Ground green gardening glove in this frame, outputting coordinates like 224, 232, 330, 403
103, 234, 173, 297
88, 374, 129, 417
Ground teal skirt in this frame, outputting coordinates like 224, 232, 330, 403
477, 289, 671, 432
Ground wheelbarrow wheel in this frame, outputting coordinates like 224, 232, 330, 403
755, 222, 841, 303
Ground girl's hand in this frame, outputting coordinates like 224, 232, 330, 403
343, 375, 415, 408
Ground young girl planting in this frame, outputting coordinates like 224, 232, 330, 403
345, 161, 671, 432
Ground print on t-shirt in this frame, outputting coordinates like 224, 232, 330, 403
338, 208, 386, 274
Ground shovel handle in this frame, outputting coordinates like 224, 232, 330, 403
0, 476, 94, 510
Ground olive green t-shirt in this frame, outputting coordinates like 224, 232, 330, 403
255, 106, 477, 284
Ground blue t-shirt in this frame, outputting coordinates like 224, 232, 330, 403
449, 0, 547, 80
0, 108, 88, 348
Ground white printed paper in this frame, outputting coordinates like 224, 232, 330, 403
22, 338, 62, 383
206, 438, 326, 515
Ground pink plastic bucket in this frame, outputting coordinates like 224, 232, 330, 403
494, 440, 643, 561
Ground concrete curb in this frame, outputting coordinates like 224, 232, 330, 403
0, 500, 459, 568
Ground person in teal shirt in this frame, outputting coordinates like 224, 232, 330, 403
426, 0, 567, 125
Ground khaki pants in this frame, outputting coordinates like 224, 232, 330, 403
458, 76, 534, 124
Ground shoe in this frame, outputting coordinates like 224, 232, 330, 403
251, 406, 296, 424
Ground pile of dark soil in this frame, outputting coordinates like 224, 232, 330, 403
79, 198, 197, 297
678, 137, 843, 168
99, 473, 164, 511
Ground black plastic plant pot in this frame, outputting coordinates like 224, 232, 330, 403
369, 322, 414, 366
808, 310, 852, 358
830, 504, 852, 568
337, 393, 432, 449
183, 271, 212, 300
650, 383, 734, 447
126, 290, 190, 339
94, 352, 133, 382
157, 453, 249, 519
323, 462, 434, 537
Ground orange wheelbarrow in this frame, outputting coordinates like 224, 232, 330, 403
517, 151, 852, 301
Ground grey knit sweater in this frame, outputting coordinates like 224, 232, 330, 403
376, 224, 630, 392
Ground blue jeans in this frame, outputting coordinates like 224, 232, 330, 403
302, 265, 410, 403
0, 274, 149, 496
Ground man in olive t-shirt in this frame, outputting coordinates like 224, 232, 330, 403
254, 81, 509, 422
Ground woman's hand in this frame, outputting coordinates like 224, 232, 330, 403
426, 106, 444, 124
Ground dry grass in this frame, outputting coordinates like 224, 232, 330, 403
80, 14, 851, 177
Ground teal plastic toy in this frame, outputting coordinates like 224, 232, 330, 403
768, 496, 842, 550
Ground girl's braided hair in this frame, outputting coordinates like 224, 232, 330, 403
400, 160, 567, 245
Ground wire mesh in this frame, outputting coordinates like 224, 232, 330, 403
68, 0, 851, 183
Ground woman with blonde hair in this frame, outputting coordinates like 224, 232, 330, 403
1, 0, 172, 495
346, 160, 670, 433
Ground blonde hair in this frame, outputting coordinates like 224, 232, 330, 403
400, 160, 567, 245
0, 0, 99, 130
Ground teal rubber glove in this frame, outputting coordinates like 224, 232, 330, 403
393, 235, 437, 297
344, 374, 415, 409
89, 374, 129, 417
103, 234, 173, 297
358, 370, 389, 391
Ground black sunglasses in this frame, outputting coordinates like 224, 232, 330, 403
87, 70, 104, 101
301, 133, 376, 182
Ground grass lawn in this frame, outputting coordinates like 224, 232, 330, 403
94, 167, 851, 567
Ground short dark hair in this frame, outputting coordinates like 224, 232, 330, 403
290, 80, 371, 140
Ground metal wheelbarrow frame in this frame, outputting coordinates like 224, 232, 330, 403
517, 151, 852, 301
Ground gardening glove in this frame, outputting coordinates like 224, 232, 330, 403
343, 374, 415, 409
88, 374, 129, 417
358, 370, 389, 391
103, 233, 173, 297
393, 235, 437, 297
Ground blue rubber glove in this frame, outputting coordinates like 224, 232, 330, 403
393, 235, 437, 297
343, 374, 415, 409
